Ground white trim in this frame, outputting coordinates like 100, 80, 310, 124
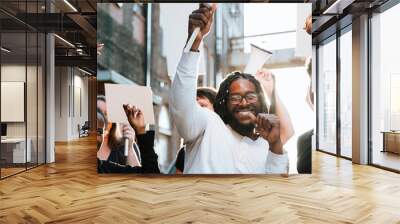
63, 0, 78, 12
323, 0, 355, 15
54, 34, 75, 48
1, 47, 11, 53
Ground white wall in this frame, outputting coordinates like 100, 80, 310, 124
55, 66, 69, 141
1, 65, 26, 139
54, 67, 89, 141
72, 72, 89, 138
1, 64, 46, 163
1, 65, 40, 138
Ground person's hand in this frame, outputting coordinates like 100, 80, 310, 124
121, 124, 135, 145
97, 43, 104, 55
187, 3, 217, 51
255, 113, 283, 154
303, 15, 312, 35
121, 124, 141, 167
255, 68, 274, 99
123, 104, 146, 135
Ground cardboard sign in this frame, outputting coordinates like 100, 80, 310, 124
104, 84, 155, 125
244, 44, 273, 75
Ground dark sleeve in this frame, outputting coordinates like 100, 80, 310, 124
175, 147, 185, 172
136, 130, 160, 173
297, 129, 313, 174
97, 158, 142, 173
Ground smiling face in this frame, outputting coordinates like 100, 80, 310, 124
226, 78, 262, 133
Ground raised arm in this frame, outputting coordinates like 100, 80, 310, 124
275, 93, 295, 144
136, 131, 160, 173
123, 104, 160, 173
256, 69, 294, 144
169, 4, 217, 142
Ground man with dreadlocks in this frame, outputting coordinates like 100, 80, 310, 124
169, 3, 288, 174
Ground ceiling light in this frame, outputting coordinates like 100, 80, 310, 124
323, 0, 355, 15
1, 47, 11, 53
63, 0, 78, 12
78, 67, 92, 76
54, 34, 75, 48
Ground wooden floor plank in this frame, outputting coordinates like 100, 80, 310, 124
0, 136, 399, 223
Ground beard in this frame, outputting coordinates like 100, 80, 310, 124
227, 105, 261, 136
230, 118, 255, 135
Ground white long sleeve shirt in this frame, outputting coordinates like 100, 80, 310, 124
169, 52, 289, 174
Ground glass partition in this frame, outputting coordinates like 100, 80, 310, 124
339, 28, 352, 158
370, 3, 400, 171
0, 1, 46, 179
1, 31, 28, 177
317, 36, 337, 155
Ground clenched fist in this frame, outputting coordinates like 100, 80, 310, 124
187, 3, 217, 51
303, 15, 312, 35
255, 113, 283, 154
255, 68, 274, 99
123, 104, 146, 135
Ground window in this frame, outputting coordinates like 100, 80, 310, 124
317, 36, 337, 154
370, 3, 400, 171
0, 3, 46, 179
339, 28, 352, 158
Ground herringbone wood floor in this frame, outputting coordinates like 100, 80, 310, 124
0, 136, 399, 223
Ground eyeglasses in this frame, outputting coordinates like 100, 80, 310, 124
229, 93, 258, 105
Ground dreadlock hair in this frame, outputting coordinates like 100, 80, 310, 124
214, 71, 274, 124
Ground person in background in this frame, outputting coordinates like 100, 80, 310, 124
304, 15, 312, 35
97, 99, 160, 173
97, 43, 104, 55
123, 104, 160, 173
97, 114, 142, 173
97, 108, 107, 149
97, 95, 111, 132
297, 15, 313, 174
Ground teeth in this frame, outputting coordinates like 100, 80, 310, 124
238, 111, 252, 115
237, 111, 252, 113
